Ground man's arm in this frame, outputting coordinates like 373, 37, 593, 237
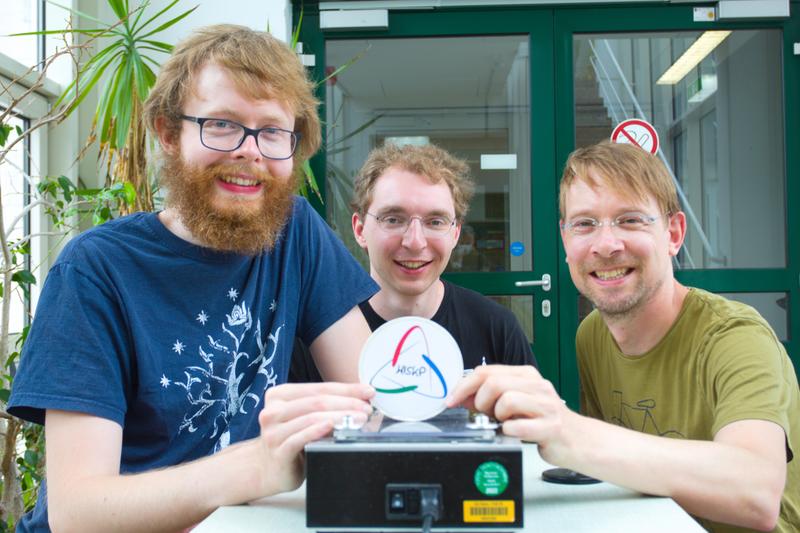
447, 365, 786, 531
309, 305, 372, 382
46, 382, 374, 533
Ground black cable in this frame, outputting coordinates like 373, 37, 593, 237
419, 486, 441, 533
421, 513, 434, 533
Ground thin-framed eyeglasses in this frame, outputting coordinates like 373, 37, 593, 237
180, 115, 301, 160
561, 212, 665, 236
366, 212, 456, 237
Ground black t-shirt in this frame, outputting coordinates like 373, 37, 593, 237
289, 280, 536, 383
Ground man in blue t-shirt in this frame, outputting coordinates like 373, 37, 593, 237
8, 25, 378, 532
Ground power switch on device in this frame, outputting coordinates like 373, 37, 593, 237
385, 484, 441, 520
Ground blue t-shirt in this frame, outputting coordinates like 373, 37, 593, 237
8, 197, 377, 531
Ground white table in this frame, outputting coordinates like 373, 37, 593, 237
194, 444, 705, 532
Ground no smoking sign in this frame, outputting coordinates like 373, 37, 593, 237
611, 119, 659, 155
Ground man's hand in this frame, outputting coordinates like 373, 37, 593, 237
446, 365, 576, 464
257, 382, 374, 494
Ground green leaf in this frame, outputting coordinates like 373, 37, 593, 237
122, 182, 137, 206
12, 270, 36, 286
139, 5, 199, 40
0, 389, 9, 403
330, 114, 384, 147
316, 46, 371, 89
137, 0, 182, 33
57, 176, 74, 202
291, 8, 303, 49
0, 282, 3, 298
106, 0, 131, 25
23, 450, 39, 467
140, 39, 173, 52
0, 123, 12, 147
300, 160, 322, 201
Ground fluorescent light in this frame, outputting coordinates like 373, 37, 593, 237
480, 154, 517, 170
384, 136, 429, 147
656, 31, 731, 85
320, 9, 388, 31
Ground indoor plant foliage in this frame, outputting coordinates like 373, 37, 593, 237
32, 0, 197, 213
0, 24, 135, 531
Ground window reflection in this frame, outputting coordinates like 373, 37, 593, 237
574, 30, 785, 269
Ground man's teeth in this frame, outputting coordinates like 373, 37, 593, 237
595, 268, 628, 281
221, 176, 259, 187
399, 261, 426, 269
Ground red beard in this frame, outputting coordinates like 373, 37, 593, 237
161, 157, 296, 255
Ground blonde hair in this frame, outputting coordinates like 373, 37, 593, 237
143, 24, 320, 163
352, 143, 475, 220
559, 141, 680, 218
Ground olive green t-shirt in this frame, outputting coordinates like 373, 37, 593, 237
577, 288, 799, 533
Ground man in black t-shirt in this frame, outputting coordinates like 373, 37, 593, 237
291, 143, 536, 382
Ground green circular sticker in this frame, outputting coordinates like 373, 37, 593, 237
474, 461, 509, 496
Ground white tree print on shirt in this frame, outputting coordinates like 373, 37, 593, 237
169, 294, 282, 451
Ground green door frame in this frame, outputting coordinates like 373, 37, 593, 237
296, 4, 562, 388
554, 2, 800, 407
296, 1, 800, 410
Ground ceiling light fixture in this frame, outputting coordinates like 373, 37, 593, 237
656, 30, 732, 85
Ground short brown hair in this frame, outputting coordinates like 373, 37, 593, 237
143, 24, 320, 164
559, 141, 680, 218
352, 143, 475, 220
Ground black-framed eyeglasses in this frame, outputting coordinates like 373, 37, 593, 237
181, 115, 301, 160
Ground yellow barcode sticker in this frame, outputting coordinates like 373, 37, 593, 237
463, 500, 515, 523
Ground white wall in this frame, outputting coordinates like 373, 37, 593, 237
142, 0, 293, 47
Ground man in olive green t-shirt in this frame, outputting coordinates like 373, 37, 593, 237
448, 141, 798, 532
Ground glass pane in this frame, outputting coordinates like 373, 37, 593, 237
573, 30, 786, 269
487, 294, 534, 343
0, 114, 29, 334
326, 35, 532, 273
0, 1, 39, 67
719, 292, 788, 342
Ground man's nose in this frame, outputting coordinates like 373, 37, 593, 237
234, 132, 263, 161
590, 223, 625, 256
402, 218, 427, 249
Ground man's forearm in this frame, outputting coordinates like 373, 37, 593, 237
48, 437, 267, 533
553, 414, 784, 530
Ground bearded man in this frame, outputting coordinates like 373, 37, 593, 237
8, 25, 378, 533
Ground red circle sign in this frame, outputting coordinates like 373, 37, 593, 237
611, 119, 659, 155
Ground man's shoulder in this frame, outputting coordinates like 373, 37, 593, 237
683, 288, 770, 332
58, 212, 156, 261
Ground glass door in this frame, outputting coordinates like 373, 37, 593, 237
299, 7, 561, 385
555, 4, 799, 406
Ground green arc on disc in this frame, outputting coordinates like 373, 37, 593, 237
375, 385, 418, 394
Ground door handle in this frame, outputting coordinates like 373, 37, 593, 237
514, 273, 551, 292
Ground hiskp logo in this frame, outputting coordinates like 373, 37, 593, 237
369, 325, 448, 399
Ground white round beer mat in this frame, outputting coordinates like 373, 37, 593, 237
359, 316, 464, 422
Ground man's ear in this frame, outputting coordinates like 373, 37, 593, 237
352, 212, 368, 250
154, 116, 179, 156
452, 223, 462, 246
667, 211, 687, 257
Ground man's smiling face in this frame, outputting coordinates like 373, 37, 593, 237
353, 166, 460, 300
160, 62, 297, 254
560, 170, 681, 318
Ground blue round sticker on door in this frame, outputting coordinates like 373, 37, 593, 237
510, 241, 525, 257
